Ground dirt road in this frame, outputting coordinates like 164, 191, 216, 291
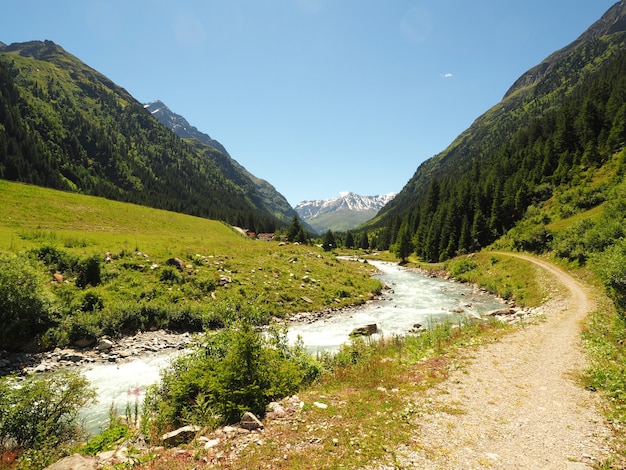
395, 253, 615, 469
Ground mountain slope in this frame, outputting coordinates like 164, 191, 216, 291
364, 1, 626, 261
0, 41, 279, 232
295, 192, 395, 233
144, 100, 299, 227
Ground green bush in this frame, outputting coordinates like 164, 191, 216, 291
0, 253, 56, 349
0, 370, 95, 451
143, 321, 321, 436
449, 258, 478, 276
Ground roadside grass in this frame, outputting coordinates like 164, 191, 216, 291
408, 251, 549, 308
581, 294, 626, 468
227, 317, 515, 469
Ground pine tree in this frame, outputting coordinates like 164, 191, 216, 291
322, 230, 336, 251
344, 231, 355, 249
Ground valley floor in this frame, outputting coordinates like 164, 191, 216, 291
388, 253, 615, 469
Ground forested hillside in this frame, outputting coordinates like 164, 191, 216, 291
364, 2, 626, 263
0, 41, 280, 232
145, 100, 300, 227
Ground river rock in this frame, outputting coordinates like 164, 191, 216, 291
240, 411, 263, 430
350, 323, 378, 337
96, 338, 114, 351
486, 308, 516, 316
44, 454, 97, 470
162, 425, 201, 446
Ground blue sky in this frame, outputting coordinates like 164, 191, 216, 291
2, 1, 618, 206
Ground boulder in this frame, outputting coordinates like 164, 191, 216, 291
166, 257, 186, 272
44, 454, 97, 470
350, 323, 378, 337
96, 338, 114, 351
53, 273, 64, 284
162, 424, 201, 446
486, 308, 516, 317
239, 411, 263, 431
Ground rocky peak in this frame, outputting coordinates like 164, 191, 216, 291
504, 1, 626, 97
144, 100, 229, 156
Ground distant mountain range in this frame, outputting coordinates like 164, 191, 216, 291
295, 192, 396, 233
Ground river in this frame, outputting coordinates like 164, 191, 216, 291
81, 260, 504, 434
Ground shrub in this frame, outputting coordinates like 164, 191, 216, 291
75, 254, 102, 288
0, 370, 95, 451
449, 258, 478, 277
143, 321, 321, 437
0, 253, 56, 349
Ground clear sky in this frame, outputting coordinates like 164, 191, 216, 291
1, 1, 619, 206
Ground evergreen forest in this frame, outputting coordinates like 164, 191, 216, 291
0, 41, 280, 233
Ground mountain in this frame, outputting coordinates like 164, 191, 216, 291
362, 1, 626, 261
144, 100, 299, 227
144, 100, 230, 156
295, 192, 396, 233
0, 40, 281, 232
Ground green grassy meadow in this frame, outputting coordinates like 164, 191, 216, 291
0, 181, 381, 349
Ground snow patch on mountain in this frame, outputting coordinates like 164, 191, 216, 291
295, 192, 396, 220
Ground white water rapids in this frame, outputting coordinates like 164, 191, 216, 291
80, 260, 504, 434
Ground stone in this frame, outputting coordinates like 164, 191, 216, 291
166, 257, 186, 271
267, 401, 286, 417
96, 338, 114, 351
350, 323, 378, 337
44, 454, 97, 470
53, 272, 63, 284
313, 401, 328, 409
486, 308, 516, 316
162, 425, 201, 446
239, 411, 264, 430
204, 438, 221, 449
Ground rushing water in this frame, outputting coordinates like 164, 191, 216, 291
80, 259, 503, 434
287, 260, 505, 353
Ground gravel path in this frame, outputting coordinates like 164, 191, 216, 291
394, 253, 615, 469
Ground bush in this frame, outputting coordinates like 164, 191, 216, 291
0, 370, 95, 451
0, 253, 56, 349
143, 321, 321, 436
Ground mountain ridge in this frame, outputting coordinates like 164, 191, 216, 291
0, 40, 282, 232
295, 192, 396, 233
143, 100, 300, 227
363, 1, 626, 261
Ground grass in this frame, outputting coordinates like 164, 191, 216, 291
205, 318, 515, 469
409, 251, 550, 308
0, 181, 381, 347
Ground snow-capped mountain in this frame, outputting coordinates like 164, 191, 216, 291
295, 192, 396, 233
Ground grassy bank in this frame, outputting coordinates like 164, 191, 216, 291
0, 181, 381, 350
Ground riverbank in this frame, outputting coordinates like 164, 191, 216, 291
2, 258, 533, 377
0, 330, 195, 376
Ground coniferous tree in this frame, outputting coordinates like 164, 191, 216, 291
344, 231, 355, 249
322, 230, 336, 251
